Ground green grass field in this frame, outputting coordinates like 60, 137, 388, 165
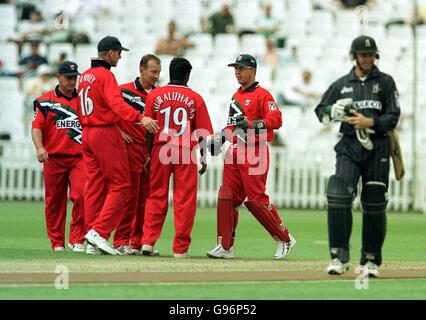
0, 201, 425, 300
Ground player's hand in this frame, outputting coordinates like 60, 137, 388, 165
144, 155, 151, 174
141, 117, 160, 133
345, 112, 374, 129
120, 130, 134, 144
36, 147, 49, 163
235, 115, 250, 130
199, 162, 207, 175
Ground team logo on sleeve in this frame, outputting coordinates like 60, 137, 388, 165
268, 101, 277, 111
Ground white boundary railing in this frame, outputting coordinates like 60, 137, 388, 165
1, 142, 425, 213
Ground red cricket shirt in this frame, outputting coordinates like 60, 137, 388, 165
77, 59, 143, 126
144, 82, 213, 148
225, 81, 282, 143
118, 77, 152, 145
32, 86, 82, 156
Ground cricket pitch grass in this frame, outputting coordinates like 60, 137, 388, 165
0, 201, 425, 299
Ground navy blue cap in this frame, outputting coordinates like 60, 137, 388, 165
97, 36, 129, 52
228, 54, 257, 68
57, 61, 80, 76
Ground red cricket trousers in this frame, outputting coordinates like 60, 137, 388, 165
43, 156, 86, 248
82, 125, 132, 239
113, 144, 150, 249
130, 167, 150, 248
142, 145, 198, 254
223, 144, 271, 206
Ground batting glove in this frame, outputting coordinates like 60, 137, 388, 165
323, 98, 355, 124
235, 115, 266, 134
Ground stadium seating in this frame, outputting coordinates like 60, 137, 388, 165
0, 43, 19, 69
47, 43, 75, 63
0, 0, 423, 147
0, 4, 17, 41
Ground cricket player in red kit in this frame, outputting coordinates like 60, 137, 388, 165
77, 36, 159, 255
113, 54, 161, 255
141, 57, 213, 258
31, 61, 86, 252
206, 54, 296, 260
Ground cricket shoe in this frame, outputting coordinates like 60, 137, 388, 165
274, 233, 296, 260
114, 245, 134, 256
140, 244, 160, 256
361, 261, 380, 278
84, 229, 117, 255
86, 243, 102, 255
68, 243, 85, 252
206, 245, 234, 259
53, 246, 65, 252
130, 248, 140, 255
326, 258, 349, 275
174, 251, 190, 259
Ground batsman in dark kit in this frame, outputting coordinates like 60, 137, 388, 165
314, 35, 401, 277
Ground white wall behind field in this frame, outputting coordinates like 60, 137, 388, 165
0, 142, 425, 213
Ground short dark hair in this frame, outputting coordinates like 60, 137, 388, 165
169, 57, 192, 82
139, 54, 161, 68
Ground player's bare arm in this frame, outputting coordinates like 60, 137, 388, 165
31, 128, 49, 163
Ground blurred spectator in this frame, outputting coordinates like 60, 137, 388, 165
386, 1, 426, 29
19, 41, 48, 77
155, 21, 195, 56
333, 0, 375, 9
64, 0, 111, 19
0, 58, 23, 78
206, 4, 235, 37
408, 0, 426, 25
58, 0, 112, 44
16, 2, 37, 20
43, 11, 91, 45
281, 45, 300, 67
263, 39, 280, 80
255, 3, 279, 38
18, 9, 48, 42
283, 70, 322, 111
52, 52, 69, 71
23, 64, 55, 134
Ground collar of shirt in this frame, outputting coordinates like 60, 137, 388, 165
348, 66, 380, 82
168, 80, 188, 87
54, 85, 77, 100
134, 77, 155, 93
91, 58, 111, 70
238, 81, 259, 93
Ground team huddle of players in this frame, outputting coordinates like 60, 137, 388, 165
32, 34, 400, 277
32, 35, 296, 261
